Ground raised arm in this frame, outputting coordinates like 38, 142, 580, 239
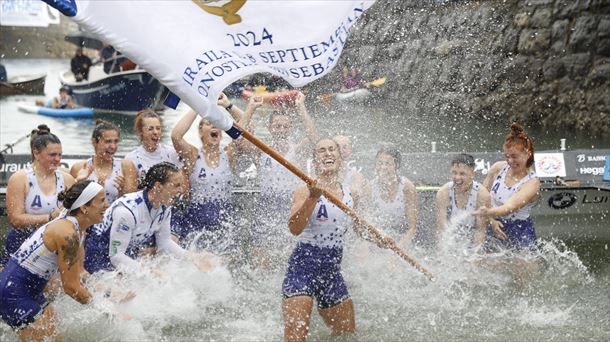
288, 184, 322, 236
295, 92, 319, 145
217, 92, 243, 122
46, 221, 91, 304
171, 110, 199, 168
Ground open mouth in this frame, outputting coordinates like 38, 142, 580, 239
210, 131, 219, 139
323, 158, 335, 166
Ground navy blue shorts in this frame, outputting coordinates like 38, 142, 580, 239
171, 201, 237, 253
282, 243, 349, 309
0, 227, 35, 267
487, 217, 536, 250
0, 259, 48, 329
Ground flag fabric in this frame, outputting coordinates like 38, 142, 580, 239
44, 0, 375, 136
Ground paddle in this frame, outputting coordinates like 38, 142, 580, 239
317, 76, 387, 103
234, 123, 434, 280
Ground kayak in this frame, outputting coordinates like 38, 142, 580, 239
17, 104, 94, 118
335, 88, 371, 103
241, 89, 300, 108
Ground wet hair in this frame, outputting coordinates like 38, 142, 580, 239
140, 162, 180, 190
268, 110, 291, 126
311, 138, 343, 174
58, 180, 96, 215
29, 124, 61, 162
92, 119, 119, 143
198, 117, 211, 129
451, 153, 475, 168
134, 109, 162, 140
376, 145, 401, 169
503, 122, 534, 167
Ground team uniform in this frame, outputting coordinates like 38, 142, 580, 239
282, 186, 353, 309
171, 149, 236, 254
444, 181, 481, 241
124, 144, 182, 180
370, 177, 407, 238
0, 216, 80, 329
84, 190, 184, 273
84, 157, 123, 205
489, 164, 538, 248
0, 168, 65, 267
251, 146, 301, 247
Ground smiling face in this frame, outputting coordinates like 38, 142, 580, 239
84, 191, 109, 225
450, 163, 474, 190
503, 145, 531, 173
375, 152, 398, 180
92, 129, 119, 161
268, 114, 292, 141
199, 119, 222, 146
33, 143, 62, 171
333, 135, 352, 160
155, 171, 184, 207
140, 117, 162, 151
313, 139, 342, 176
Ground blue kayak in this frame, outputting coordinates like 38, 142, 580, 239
17, 104, 94, 118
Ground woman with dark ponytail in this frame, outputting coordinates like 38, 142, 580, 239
474, 123, 540, 248
0, 180, 108, 340
1, 125, 75, 267
84, 162, 215, 274
70, 119, 137, 207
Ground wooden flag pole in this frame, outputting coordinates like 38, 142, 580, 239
235, 123, 434, 280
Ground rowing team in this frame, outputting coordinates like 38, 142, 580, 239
0, 91, 538, 341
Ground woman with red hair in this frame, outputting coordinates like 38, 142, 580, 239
474, 123, 540, 248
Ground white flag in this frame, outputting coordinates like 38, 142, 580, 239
45, 0, 375, 136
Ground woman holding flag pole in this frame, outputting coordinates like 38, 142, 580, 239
282, 137, 395, 340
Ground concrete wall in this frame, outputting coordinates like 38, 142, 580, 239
313, 0, 610, 136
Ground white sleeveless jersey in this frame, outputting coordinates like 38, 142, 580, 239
94, 190, 171, 247
370, 177, 406, 232
23, 167, 65, 217
189, 148, 232, 203
12, 216, 81, 280
86, 157, 123, 205
298, 186, 353, 249
490, 163, 537, 221
259, 145, 300, 197
447, 181, 481, 228
124, 144, 181, 179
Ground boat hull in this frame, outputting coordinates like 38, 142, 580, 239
61, 70, 163, 113
0, 73, 46, 96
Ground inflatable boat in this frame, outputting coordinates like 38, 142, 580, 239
17, 103, 94, 118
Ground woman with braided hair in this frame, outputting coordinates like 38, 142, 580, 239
473, 123, 540, 249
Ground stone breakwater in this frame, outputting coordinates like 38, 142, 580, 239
315, 0, 610, 136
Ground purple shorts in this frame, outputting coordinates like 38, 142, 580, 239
0, 259, 48, 329
282, 242, 349, 309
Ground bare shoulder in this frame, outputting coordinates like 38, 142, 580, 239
402, 177, 417, 192
60, 169, 75, 185
488, 161, 506, 176
44, 219, 78, 252
436, 183, 449, 198
7, 169, 27, 184
70, 160, 87, 173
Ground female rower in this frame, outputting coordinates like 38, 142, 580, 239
170, 102, 249, 254
473, 123, 540, 249
1, 125, 74, 267
282, 138, 390, 341
70, 119, 137, 206
124, 109, 182, 180
369, 146, 418, 245
84, 162, 213, 273
0, 180, 107, 340
436, 154, 490, 248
